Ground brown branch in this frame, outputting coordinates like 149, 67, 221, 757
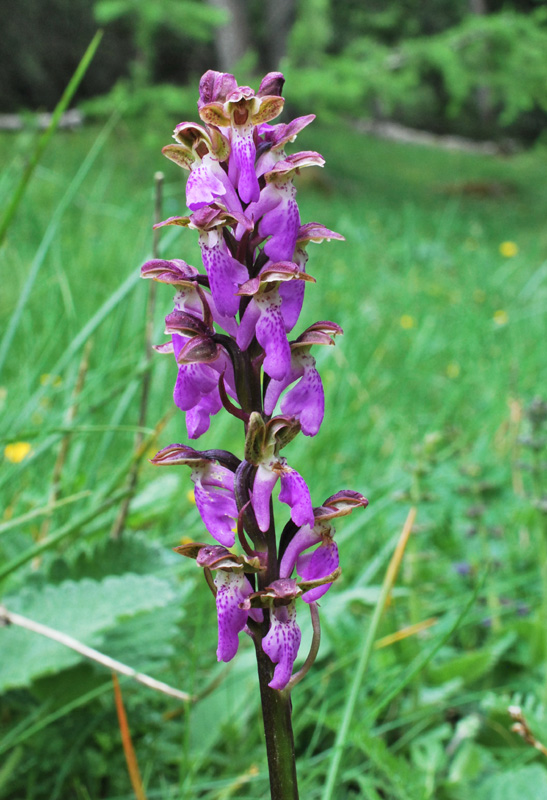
509, 705, 547, 759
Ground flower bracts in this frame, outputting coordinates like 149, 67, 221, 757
144, 71, 367, 690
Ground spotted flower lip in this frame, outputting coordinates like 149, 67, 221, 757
174, 538, 266, 664
214, 571, 256, 662
250, 579, 302, 690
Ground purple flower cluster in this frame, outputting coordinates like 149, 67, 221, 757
143, 71, 367, 691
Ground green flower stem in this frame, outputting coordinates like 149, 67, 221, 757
254, 636, 299, 800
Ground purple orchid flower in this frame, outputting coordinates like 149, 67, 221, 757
192, 459, 238, 547
280, 491, 369, 602
213, 570, 255, 661
167, 327, 236, 439
144, 71, 370, 724
252, 457, 314, 534
264, 322, 343, 436
279, 222, 345, 332
264, 348, 323, 436
280, 521, 338, 603
237, 262, 314, 380
263, 601, 302, 690
238, 286, 290, 380
150, 448, 239, 547
161, 122, 242, 214
198, 72, 285, 204
153, 209, 252, 320
192, 544, 264, 663
256, 115, 316, 176
244, 152, 324, 263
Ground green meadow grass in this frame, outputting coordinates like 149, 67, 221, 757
1, 117, 547, 799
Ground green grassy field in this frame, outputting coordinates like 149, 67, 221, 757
1, 116, 547, 799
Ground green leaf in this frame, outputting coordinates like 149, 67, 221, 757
0, 574, 175, 691
47, 531, 178, 583
477, 765, 547, 800
428, 633, 516, 686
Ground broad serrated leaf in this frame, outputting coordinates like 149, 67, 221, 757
0, 574, 175, 691
103, 599, 185, 670
47, 531, 177, 583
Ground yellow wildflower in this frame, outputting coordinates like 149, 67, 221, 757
40, 374, 63, 388
4, 442, 32, 463
499, 241, 518, 258
187, 489, 196, 504
400, 314, 416, 330
493, 309, 509, 326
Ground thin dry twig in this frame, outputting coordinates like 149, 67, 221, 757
39, 339, 93, 543
111, 172, 163, 540
509, 705, 547, 759
0, 604, 192, 703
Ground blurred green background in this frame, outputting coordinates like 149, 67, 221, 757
1, 2, 547, 799
2, 0, 547, 141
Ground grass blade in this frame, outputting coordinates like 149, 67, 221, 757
0, 107, 116, 379
322, 507, 416, 800
0, 30, 103, 246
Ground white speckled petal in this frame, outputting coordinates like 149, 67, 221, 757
262, 603, 302, 690
255, 295, 291, 380
214, 571, 253, 662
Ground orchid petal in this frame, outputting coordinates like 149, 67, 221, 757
262, 603, 302, 690
230, 128, 260, 204
214, 571, 253, 662
236, 297, 261, 351
185, 161, 226, 210
199, 230, 248, 317
252, 464, 279, 532
279, 469, 314, 529
279, 279, 305, 332
298, 540, 339, 603
192, 462, 237, 546
262, 197, 300, 262
281, 363, 324, 437
279, 525, 320, 579
255, 293, 291, 380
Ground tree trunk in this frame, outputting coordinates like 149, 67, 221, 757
468, 0, 492, 127
207, 0, 250, 72
265, 0, 297, 68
